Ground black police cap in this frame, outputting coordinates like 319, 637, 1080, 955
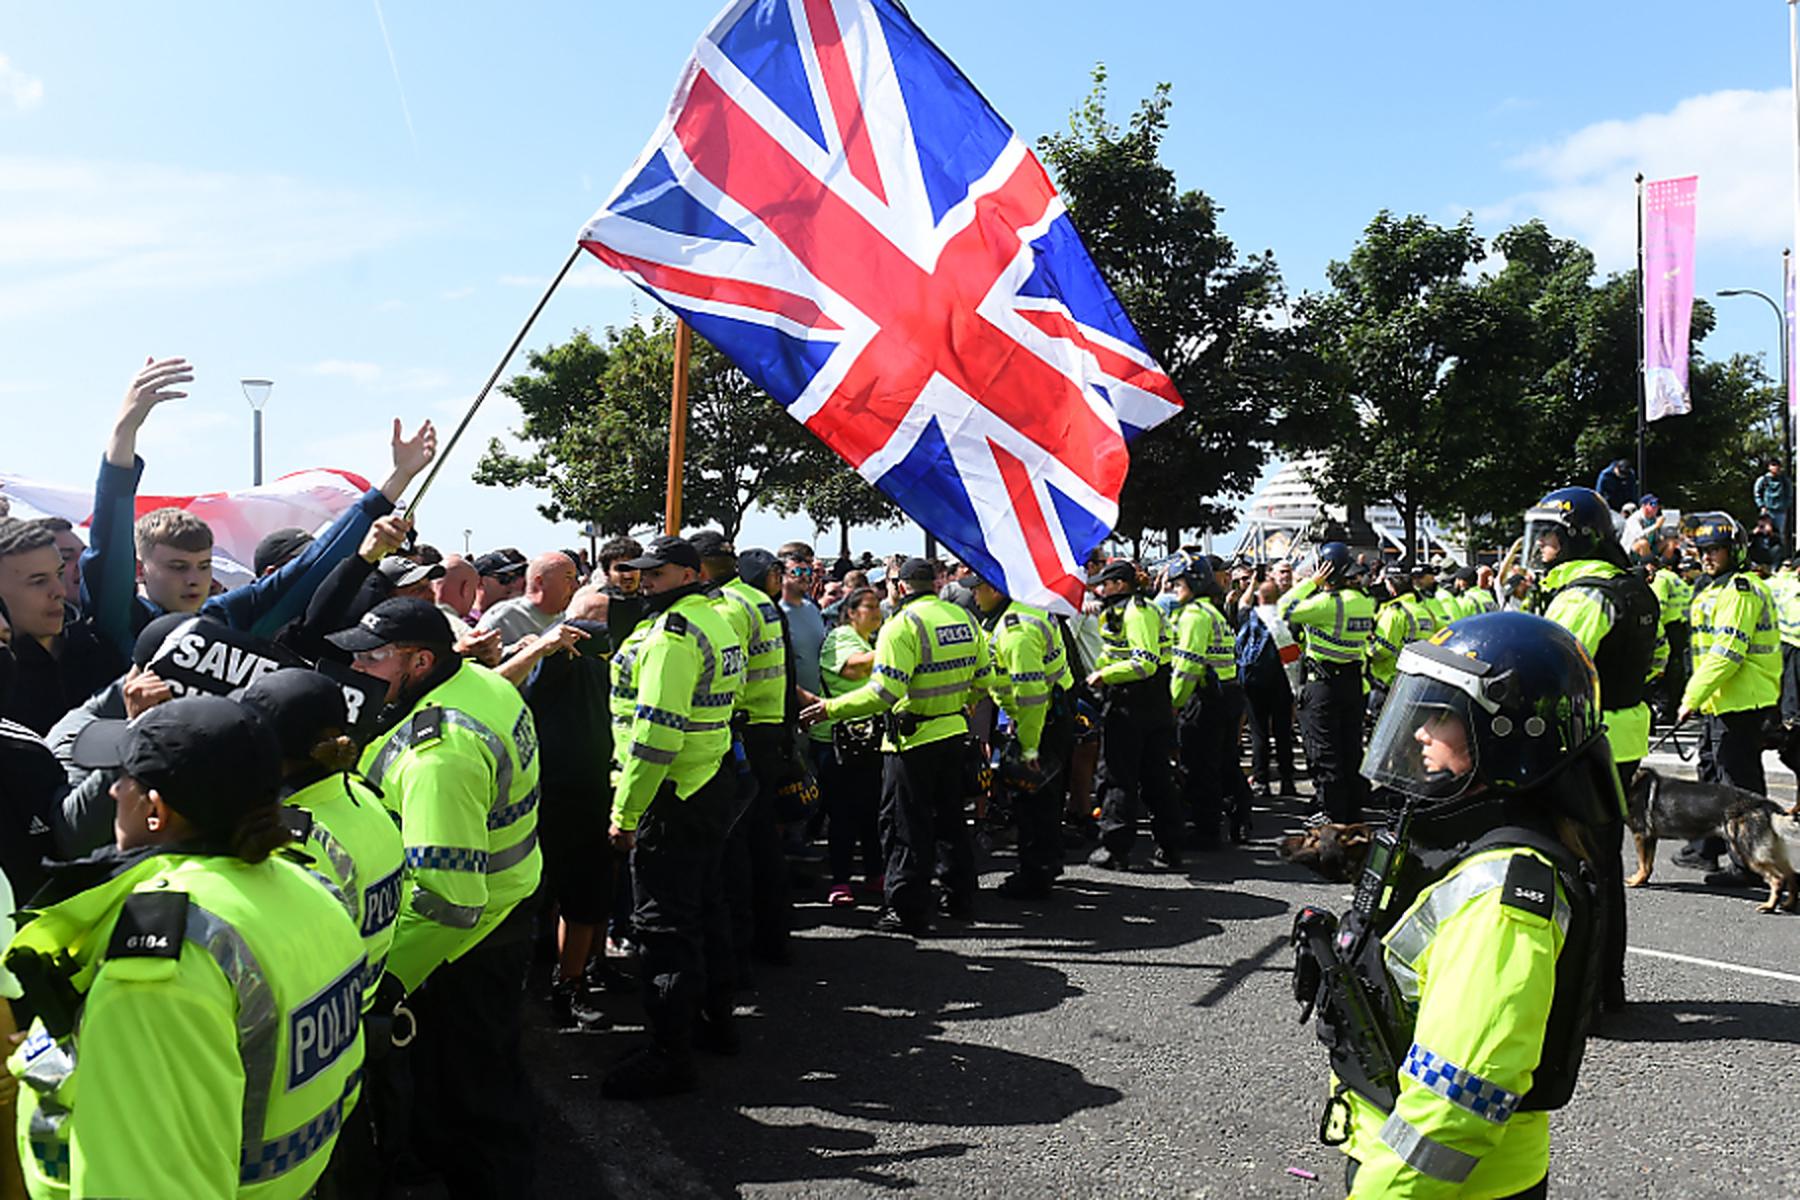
622, 535, 702, 572
327, 597, 455, 653
898, 556, 938, 583
234, 669, 350, 761
72, 695, 283, 835
687, 530, 736, 560
1087, 559, 1138, 586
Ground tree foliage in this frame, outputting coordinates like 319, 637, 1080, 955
475, 315, 900, 542
1038, 68, 1290, 554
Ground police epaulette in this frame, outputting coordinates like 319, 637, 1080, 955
1733, 575, 1754, 592
664, 612, 690, 636
105, 892, 188, 961
413, 706, 445, 744
282, 806, 315, 841
1003, 613, 1020, 629
1500, 854, 1555, 920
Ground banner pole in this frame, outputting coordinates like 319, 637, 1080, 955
665, 318, 693, 532
1635, 172, 1647, 496
405, 245, 583, 520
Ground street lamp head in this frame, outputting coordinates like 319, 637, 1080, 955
241, 378, 274, 410
1717, 288, 1750, 297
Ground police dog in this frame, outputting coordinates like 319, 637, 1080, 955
1625, 768, 1799, 913
1277, 823, 1374, 884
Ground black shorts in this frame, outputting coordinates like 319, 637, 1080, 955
536, 787, 613, 925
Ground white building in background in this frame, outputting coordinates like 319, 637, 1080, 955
1232, 457, 1464, 565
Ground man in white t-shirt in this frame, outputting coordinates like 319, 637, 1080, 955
477, 551, 578, 652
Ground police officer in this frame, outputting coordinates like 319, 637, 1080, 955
972, 572, 1075, 897
14, 695, 365, 1199
328, 597, 541, 1198
1524, 486, 1661, 1011
1412, 563, 1455, 627
1673, 513, 1781, 885
602, 535, 744, 1098
1447, 566, 1497, 618
714, 546, 794, 967
1368, 568, 1434, 717
1646, 556, 1693, 721
1301, 613, 1605, 1198
1168, 553, 1255, 847
1280, 544, 1376, 823
801, 557, 991, 934
1084, 559, 1185, 870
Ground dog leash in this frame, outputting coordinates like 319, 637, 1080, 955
1646, 716, 1694, 762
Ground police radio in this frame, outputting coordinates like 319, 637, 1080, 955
1342, 795, 1419, 959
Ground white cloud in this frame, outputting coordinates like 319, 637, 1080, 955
0, 154, 440, 319
307, 359, 453, 393
498, 255, 629, 292
0, 54, 42, 112
1482, 88, 1791, 272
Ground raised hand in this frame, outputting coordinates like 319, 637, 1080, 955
107, 356, 194, 467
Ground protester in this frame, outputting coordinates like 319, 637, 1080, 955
478, 551, 579, 650
0, 520, 122, 734
1755, 458, 1790, 543
1596, 457, 1638, 512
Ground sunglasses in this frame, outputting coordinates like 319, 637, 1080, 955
789, 566, 815, 578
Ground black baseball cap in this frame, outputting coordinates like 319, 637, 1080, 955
737, 548, 779, 585
132, 612, 204, 669
1088, 559, 1137, 586
72, 695, 283, 833
623, 535, 702, 572
253, 527, 313, 576
897, 556, 937, 583
234, 669, 350, 760
687, 530, 736, 560
472, 549, 527, 579
327, 597, 455, 653
376, 556, 446, 589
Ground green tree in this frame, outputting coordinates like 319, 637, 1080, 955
1288, 212, 1515, 564
1038, 68, 1291, 555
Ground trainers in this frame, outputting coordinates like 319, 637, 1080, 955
600, 1047, 698, 1100
550, 977, 610, 1033
1301, 811, 1331, 829
1671, 846, 1718, 872
1150, 847, 1184, 870
828, 884, 857, 907
1087, 848, 1128, 871
875, 907, 930, 937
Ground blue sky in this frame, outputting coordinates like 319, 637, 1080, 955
3, 1, 1795, 560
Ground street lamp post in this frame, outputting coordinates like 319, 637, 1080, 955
241, 378, 274, 486
1717, 285, 1792, 552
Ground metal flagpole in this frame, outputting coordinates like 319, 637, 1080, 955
665, 319, 693, 533
404, 245, 583, 519
1635, 172, 1648, 495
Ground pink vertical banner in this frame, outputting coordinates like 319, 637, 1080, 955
1643, 175, 1697, 421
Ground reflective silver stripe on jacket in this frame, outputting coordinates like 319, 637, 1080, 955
20, 1033, 75, 1180
410, 886, 482, 929
1384, 855, 1570, 1003
183, 904, 285, 1180
1377, 1111, 1480, 1182
365, 707, 515, 805
307, 823, 361, 924
488, 829, 539, 874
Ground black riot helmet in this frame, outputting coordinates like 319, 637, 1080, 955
1170, 550, 1226, 602
1525, 487, 1624, 570
1361, 612, 1614, 825
1316, 542, 1352, 585
1686, 511, 1747, 573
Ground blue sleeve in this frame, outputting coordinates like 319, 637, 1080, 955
201, 488, 392, 636
80, 455, 150, 659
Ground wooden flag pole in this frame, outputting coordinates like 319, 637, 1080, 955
406, 245, 583, 520
665, 318, 694, 532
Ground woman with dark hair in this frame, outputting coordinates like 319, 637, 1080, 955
7, 694, 366, 1200
815, 586, 886, 906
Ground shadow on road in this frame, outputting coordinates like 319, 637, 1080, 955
1593, 998, 1800, 1044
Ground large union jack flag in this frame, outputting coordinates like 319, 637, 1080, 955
579, 0, 1182, 612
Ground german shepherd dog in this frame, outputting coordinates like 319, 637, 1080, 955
1277, 822, 1375, 884
1625, 768, 1799, 913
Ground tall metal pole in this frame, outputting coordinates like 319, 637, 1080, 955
1635, 173, 1648, 496
252, 409, 264, 486
1718, 282, 1791, 550
664, 319, 692, 533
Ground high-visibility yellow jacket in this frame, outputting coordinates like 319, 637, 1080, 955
286, 772, 404, 1012
824, 592, 991, 752
986, 600, 1072, 755
1169, 597, 1234, 709
1683, 571, 1780, 715
1280, 580, 1375, 667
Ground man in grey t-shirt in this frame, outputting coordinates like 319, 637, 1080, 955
477, 551, 578, 651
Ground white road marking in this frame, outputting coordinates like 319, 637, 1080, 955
1627, 945, 1800, 985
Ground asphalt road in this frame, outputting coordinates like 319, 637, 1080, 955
514, 740, 1799, 1200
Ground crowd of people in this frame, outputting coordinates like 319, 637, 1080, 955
0, 359, 1792, 1200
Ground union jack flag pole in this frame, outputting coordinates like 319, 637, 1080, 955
665, 318, 694, 531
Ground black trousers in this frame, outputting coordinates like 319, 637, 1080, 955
1298, 666, 1364, 823
815, 740, 882, 884
1014, 696, 1076, 884
1096, 694, 1182, 859
1243, 676, 1296, 788
725, 723, 792, 969
1662, 622, 1691, 716
407, 917, 537, 1200
880, 736, 976, 920
1597, 762, 1633, 1008
633, 768, 736, 1058
1691, 707, 1773, 858
1178, 681, 1255, 841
